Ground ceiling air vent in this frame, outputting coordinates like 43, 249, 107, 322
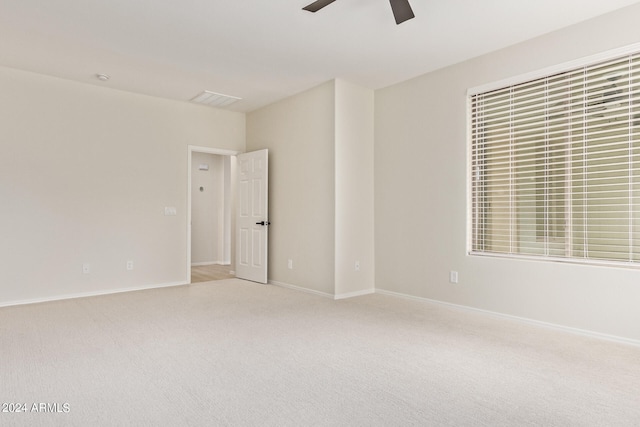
190, 90, 241, 108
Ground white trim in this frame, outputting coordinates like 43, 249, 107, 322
334, 288, 375, 300
191, 261, 217, 267
269, 280, 334, 299
466, 93, 474, 255
187, 145, 241, 285
468, 41, 640, 96
190, 261, 229, 267
468, 250, 640, 271
0, 281, 187, 309
375, 289, 640, 348
188, 146, 241, 157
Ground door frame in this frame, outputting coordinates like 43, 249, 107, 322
187, 145, 240, 284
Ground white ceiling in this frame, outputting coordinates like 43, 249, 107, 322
1, 0, 639, 112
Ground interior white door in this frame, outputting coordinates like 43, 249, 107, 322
235, 149, 269, 283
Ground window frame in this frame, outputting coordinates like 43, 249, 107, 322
467, 41, 640, 268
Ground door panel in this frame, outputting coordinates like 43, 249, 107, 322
236, 149, 269, 283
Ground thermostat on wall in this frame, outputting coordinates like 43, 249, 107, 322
199, 164, 209, 171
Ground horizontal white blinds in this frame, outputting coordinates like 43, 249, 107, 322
470, 52, 640, 264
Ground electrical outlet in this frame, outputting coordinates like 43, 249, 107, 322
126, 261, 134, 271
83, 263, 90, 274
449, 271, 459, 284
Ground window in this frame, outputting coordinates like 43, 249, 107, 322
469, 49, 640, 266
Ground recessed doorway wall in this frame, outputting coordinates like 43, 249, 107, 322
187, 146, 239, 284
191, 152, 228, 266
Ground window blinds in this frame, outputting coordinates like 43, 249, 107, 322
470, 52, 640, 265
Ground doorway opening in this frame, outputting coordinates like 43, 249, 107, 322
191, 264, 235, 283
187, 146, 239, 284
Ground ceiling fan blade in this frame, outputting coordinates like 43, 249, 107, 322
303, 0, 337, 13
389, 0, 415, 24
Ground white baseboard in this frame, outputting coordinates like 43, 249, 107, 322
269, 281, 375, 300
334, 288, 375, 300
191, 261, 228, 267
375, 288, 640, 348
269, 280, 334, 299
0, 281, 188, 309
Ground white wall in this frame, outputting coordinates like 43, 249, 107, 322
191, 152, 227, 265
335, 80, 375, 298
246, 80, 375, 297
0, 66, 245, 305
374, 4, 640, 342
246, 82, 336, 295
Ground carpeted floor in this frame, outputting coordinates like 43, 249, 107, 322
1, 279, 639, 426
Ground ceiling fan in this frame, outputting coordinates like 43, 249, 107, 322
303, 0, 415, 25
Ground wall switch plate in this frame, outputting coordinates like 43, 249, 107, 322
126, 261, 134, 271
355, 261, 360, 271
449, 271, 459, 284
83, 263, 90, 274
164, 207, 177, 216
288, 259, 293, 269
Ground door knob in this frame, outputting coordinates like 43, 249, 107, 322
256, 221, 271, 226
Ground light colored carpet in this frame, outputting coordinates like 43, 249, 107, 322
1, 279, 639, 426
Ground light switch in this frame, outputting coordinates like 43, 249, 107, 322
449, 271, 459, 284
164, 207, 177, 216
